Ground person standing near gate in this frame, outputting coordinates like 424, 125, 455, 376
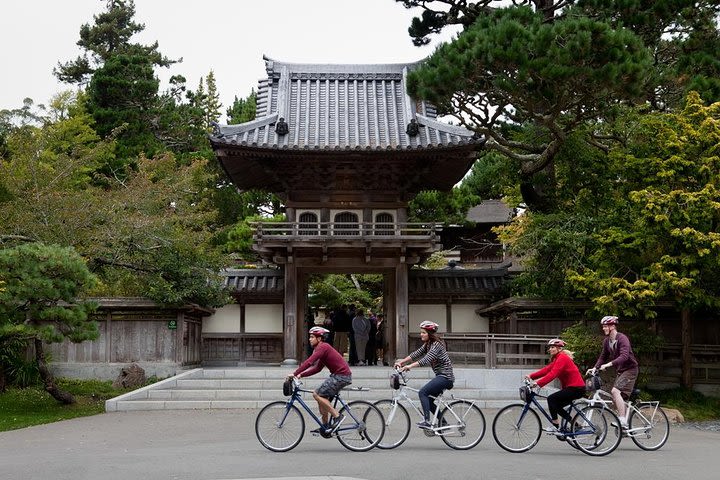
352, 308, 370, 365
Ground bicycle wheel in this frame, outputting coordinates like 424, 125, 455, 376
255, 401, 305, 452
439, 400, 486, 450
571, 405, 621, 456
373, 399, 411, 449
492, 403, 541, 453
629, 403, 670, 451
336, 400, 386, 452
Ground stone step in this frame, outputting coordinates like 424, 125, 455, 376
106, 367, 534, 412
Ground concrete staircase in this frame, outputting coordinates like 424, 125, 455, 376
105, 366, 530, 412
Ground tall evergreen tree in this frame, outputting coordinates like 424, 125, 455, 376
398, 0, 720, 211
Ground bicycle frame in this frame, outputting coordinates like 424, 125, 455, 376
585, 387, 662, 437
520, 385, 604, 438
389, 370, 477, 435
280, 380, 364, 435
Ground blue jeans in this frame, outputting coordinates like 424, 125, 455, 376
419, 375, 453, 421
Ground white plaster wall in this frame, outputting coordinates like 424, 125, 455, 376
245, 304, 284, 333
203, 304, 241, 333
409, 304, 446, 332
452, 304, 489, 332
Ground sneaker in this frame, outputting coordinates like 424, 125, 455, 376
416, 420, 433, 430
328, 414, 345, 432
542, 425, 561, 433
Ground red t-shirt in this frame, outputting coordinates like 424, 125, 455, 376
529, 351, 584, 388
294, 341, 352, 378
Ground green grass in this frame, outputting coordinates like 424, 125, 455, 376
0, 379, 143, 432
648, 387, 720, 421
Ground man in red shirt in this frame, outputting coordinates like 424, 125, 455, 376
526, 338, 586, 434
289, 326, 352, 433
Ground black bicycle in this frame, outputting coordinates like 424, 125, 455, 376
492, 379, 623, 456
255, 377, 385, 452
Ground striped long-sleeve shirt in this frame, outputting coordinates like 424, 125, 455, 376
409, 341, 455, 382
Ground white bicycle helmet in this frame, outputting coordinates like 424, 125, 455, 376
419, 320, 439, 333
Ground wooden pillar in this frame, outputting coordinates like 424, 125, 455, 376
395, 262, 409, 358
681, 308, 692, 388
298, 271, 309, 361
446, 298, 453, 333
283, 263, 298, 365
383, 272, 396, 361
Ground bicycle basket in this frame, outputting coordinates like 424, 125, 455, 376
390, 373, 401, 390
283, 378, 294, 396
519, 385, 532, 403
585, 375, 602, 393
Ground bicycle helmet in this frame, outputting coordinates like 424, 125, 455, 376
419, 320, 439, 333
309, 326, 330, 337
547, 338, 566, 348
600, 315, 619, 325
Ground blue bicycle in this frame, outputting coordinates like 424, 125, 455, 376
492, 378, 622, 456
255, 377, 385, 452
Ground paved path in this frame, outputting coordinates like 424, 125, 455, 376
0, 409, 718, 480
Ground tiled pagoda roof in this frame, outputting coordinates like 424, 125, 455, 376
210, 56, 480, 151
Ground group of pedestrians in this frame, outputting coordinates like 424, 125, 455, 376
294, 312, 638, 436
314, 304, 389, 366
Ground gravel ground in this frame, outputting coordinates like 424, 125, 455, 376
676, 420, 720, 431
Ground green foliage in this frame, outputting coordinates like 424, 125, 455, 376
86, 53, 161, 159
224, 214, 285, 260
0, 336, 40, 388
54, 0, 176, 85
647, 387, 720, 421
308, 274, 383, 311
408, 187, 479, 224
226, 90, 257, 125
0, 243, 99, 345
568, 93, 720, 315
0, 379, 147, 432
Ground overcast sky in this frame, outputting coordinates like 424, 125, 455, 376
0, 0, 458, 116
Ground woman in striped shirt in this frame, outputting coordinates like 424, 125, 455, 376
394, 321, 455, 429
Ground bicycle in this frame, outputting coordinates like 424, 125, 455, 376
373, 367, 486, 450
492, 378, 622, 456
584, 373, 670, 451
254, 377, 385, 452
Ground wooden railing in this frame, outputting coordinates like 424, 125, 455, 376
253, 221, 441, 239
411, 333, 550, 369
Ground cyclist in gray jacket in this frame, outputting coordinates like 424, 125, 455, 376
395, 321, 455, 430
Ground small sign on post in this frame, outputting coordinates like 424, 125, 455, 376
168, 319, 178, 330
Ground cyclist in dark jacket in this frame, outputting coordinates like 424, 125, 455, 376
587, 315, 638, 427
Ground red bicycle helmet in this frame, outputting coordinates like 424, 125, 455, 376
600, 315, 618, 325
309, 326, 329, 337
547, 338, 566, 348
419, 320, 439, 333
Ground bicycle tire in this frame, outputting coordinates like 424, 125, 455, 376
571, 405, 622, 456
373, 399, 411, 449
492, 403, 541, 453
335, 400, 385, 452
439, 400, 486, 450
629, 403, 670, 451
255, 401, 305, 452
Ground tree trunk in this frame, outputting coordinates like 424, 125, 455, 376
0, 367, 6, 393
34, 338, 75, 404
681, 309, 692, 389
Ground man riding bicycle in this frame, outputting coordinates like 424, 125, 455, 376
289, 326, 352, 433
586, 315, 639, 428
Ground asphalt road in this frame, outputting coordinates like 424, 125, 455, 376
0, 409, 717, 480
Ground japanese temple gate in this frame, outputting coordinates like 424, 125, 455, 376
210, 57, 483, 363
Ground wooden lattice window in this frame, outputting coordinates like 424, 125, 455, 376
298, 211, 319, 236
374, 212, 394, 235
333, 211, 360, 236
